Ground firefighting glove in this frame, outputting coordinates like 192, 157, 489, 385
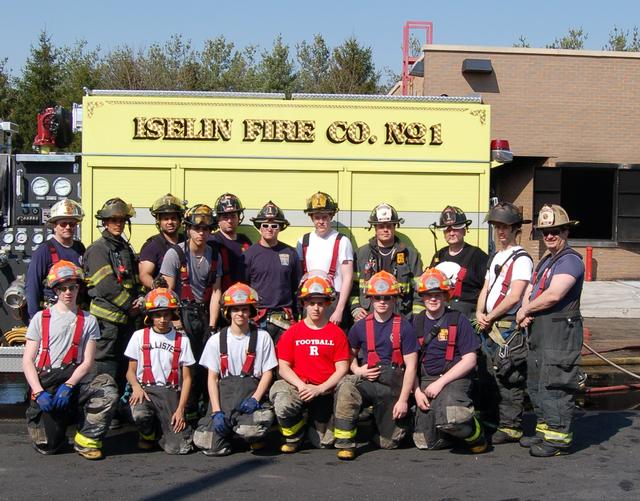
35, 391, 55, 413
52, 383, 75, 409
212, 411, 231, 436
237, 397, 260, 415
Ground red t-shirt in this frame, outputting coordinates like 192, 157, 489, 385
276, 321, 350, 385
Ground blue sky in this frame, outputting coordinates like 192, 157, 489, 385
4, 0, 640, 76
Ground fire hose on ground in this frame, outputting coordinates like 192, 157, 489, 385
582, 341, 640, 394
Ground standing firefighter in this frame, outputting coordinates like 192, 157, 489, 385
139, 194, 186, 290
26, 198, 86, 319
297, 192, 354, 327
244, 201, 302, 342
334, 271, 419, 460
412, 268, 487, 453
194, 283, 277, 456
84, 198, 142, 389
160, 204, 222, 419
270, 275, 350, 453
211, 193, 252, 294
125, 288, 195, 455
475, 202, 533, 444
430, 206, 488, 319
352, 203, 423, 321
22, 261, 118, 460
516, 205, 584, 457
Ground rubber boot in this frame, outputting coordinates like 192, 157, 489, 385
530, 443, 570, 457
492, 427, 523, 445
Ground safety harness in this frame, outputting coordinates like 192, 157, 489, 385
487, 248, 532, 309
47, 239, 85, 265
219, 326, 259, 378
141, 327, 183, 387
431, 245, 477, 299
174, 243, 218, 303
37, 308, 85, 372
365, 313, 404, 368
531, 247, 583, 299
415, 309, 461, 372
301, 232, 343, 280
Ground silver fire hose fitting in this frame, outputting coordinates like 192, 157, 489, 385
4, 274, 27, 310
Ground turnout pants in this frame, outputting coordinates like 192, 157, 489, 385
334, 366, 410, 449
131, 385, 193, 454
269, 379, 336, 448
527, 310, 582, 449
180, 301, 210, 418
413, 375, 481, 449
478, 322, 527, 436
95, 318, 135, 393
194, 376, 274, 454
26, 367, 118, 453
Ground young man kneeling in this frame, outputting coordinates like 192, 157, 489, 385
412, 268, 487, 454
125, 288, 195, 454
195, 283, 277, 456
270, 275, 349, 453
23, 261, 118, 460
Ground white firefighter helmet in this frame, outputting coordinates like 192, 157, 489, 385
48, 199, 84, 224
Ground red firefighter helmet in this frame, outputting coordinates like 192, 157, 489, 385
46, 260, 84, 289
365, 271, 400, 297
298, 275, 335, 301
222, 282, 259, 317
143, 288, 180, 325
416, 268, 452, 297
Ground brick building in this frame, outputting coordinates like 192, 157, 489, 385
393, 45, 640, 279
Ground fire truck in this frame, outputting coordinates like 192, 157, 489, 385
1, 91, 504, 374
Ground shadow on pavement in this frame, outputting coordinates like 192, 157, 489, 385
137, 457, 270, 500
572, 411, 636, 453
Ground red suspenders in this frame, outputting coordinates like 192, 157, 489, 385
365, 313, 403, 367
37, 308, 85, 371
141, 327, 183, 387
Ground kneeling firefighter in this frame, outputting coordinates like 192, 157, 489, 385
194, 283, 277, 456
412, 268, 487, 453
22, 261, 119, 460
334, 270, 419, 460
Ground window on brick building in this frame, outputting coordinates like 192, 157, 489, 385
534, 164, 640, 243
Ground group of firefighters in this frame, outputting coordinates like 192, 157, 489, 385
21, 190, 585, 461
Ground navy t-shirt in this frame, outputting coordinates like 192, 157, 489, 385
139, 233, 185, 278
210, 231, 252, 290
413, 311, 479, 376
243, 242, 302, 311
348, 314, 419, 365
26, 239, 84, 319
530, 250, 584, 313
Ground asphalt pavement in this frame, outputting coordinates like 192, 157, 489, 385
0, 410, 639, 501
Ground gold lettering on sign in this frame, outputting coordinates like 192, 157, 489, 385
243, 119, 316, 142
133, 118, 232, 140
385, 122, 441, 145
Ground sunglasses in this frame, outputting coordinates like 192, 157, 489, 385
55, 284, 79, 293
541, 228, 561, 237
260, 223, 280, 230
372, 295, 393, 301
57, 221, 77, 228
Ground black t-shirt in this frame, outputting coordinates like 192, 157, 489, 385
431, 243, 488, 304
210, 231, 252, 290
139, 233, 186, 278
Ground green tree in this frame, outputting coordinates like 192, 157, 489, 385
604, 26, 640, 51
258, 35, 297, 94
297, 34, 331, 93
14, 30, 61, 151
98, 45, 144, 89
546, 28, 588, 49
0, 58, 15, 122
200, 36, 235, 91
139, 34, 201, 90
326, 37, 380, 94
513, 35, 531, 48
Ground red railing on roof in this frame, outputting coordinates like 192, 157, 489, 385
402, 21, 433, 95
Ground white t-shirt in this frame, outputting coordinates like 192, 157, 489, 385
125, 327, 196, 389
296, 230, 354, 291
485, 246, 533, 314
199, 327, 277, 378
27, 308, 100, 369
